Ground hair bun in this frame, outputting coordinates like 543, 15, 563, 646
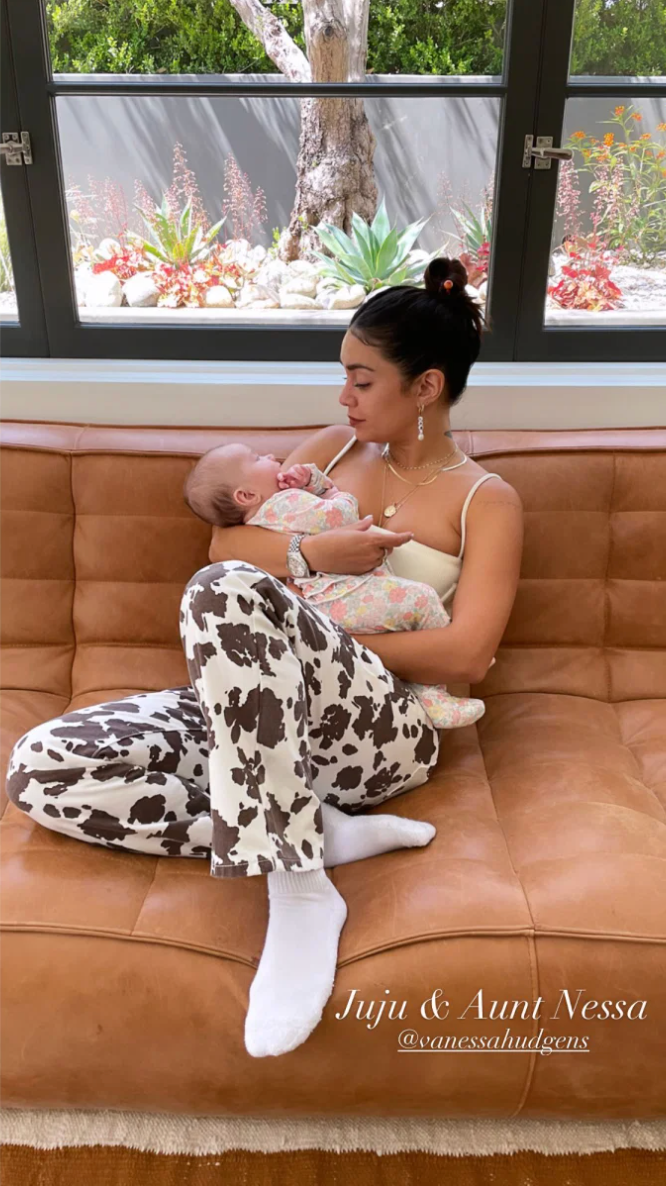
423, 256, 468, 299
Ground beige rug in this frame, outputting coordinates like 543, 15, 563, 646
2, 1109, 666, 1156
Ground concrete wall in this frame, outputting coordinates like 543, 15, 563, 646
56, 75, 666, 254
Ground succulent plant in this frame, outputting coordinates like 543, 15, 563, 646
454, 200, 492, 257
134, 197, 226, 268
311, 198, 432, 292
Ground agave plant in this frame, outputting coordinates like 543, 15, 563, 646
453, 200, 492, 256
311, 198, 432, 292
134, 197, 226, 268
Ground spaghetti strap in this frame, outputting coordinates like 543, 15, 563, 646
323, 432, 358, 476
458, 473, 503, 558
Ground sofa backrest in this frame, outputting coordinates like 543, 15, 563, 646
2, 423, 665, 706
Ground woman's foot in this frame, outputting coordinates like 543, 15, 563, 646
320, 800, 436, 867
244, 867, 348, 1058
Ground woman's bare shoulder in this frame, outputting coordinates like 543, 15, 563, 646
280, 425, 356, 472
464, 455, 522, 502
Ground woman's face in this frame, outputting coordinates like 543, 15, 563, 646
338, 330, 443, 441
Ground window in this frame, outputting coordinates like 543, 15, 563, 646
1, 0, 664, 361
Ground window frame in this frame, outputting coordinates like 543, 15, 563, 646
0, 0, 48, 356
1, 0, 664, 364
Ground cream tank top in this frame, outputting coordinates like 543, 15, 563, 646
323, 434, 502, 616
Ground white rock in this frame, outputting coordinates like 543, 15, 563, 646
84, 271, 122, 308
74, 264, 94, 306
249, 245, 268, 266
226, 237, 251, 255
281, 274, 319, 298
287, 259, 319, 279
255, 258, 290, 288
222, 239, 254, 267
279, 293, 320, 310
324, 284, 366, 309
204, 285, 234, 308
122, 273, 159, 307
237, 285, 279, 308
95, 238, 122, 261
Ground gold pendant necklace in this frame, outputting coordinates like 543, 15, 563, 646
380, 443, 468, 521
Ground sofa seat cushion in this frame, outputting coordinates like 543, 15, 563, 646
1, 691, 70, 817
2, 690, 665, 1116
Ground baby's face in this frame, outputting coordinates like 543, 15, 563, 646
237, 445, 280, 500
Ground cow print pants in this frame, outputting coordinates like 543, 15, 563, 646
6, 561, 441, 879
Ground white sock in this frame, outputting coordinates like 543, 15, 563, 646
320, 800, 436, 867
244, 867, 348, 1059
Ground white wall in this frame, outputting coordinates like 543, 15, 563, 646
1, 359, 664, 428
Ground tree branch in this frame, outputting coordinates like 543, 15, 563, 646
227, 0, 311, 82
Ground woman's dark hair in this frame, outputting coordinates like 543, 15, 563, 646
347, 257, 486, 405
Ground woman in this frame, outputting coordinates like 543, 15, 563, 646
6, 256, 523, 1061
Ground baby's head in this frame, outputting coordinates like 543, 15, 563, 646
184, 443, 282, 527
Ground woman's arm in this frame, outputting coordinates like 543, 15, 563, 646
209, 523, 319, 579
348, 484, 524, 686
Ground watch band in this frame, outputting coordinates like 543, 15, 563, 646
286, 533, 312, 579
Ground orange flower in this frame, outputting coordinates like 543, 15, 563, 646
658, 122, 666, 131
657, 150, 666, 160
604, 132, 614, 146
631, 112, 643, 121
572, 130, 586, 140
614, 106, 625, 115
640, 133, 651, 140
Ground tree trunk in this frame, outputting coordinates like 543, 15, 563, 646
280, 93, 378, 262
279, 0, 377, 262
228, 0, 377, 261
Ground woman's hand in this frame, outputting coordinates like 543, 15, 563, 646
301, 516, 415, 576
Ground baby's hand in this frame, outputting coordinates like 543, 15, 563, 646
277, 464, 312, 490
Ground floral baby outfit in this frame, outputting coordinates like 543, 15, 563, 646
246, 465, 485, 730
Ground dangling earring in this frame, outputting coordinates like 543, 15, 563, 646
417, 403, 425, 442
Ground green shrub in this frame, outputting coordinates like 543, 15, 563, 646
46, 0, 507, 75
46, 1, 666, 78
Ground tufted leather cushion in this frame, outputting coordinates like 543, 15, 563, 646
1, 421, 665, 1117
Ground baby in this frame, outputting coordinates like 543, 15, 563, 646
183, 443, 487, 731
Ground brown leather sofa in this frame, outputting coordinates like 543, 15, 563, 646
2, 420, 665, 1118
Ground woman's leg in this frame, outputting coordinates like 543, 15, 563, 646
5, 685, 435, 871
6, 686, 214, 858
6, 559, 441, 1059
180, 560, 441, 1057
179, 560, 441, 878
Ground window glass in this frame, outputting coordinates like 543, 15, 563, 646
46, 0, 507, 76
545, 97, 666, 326
570, 0, 666, 76
0, 189, 18, 322
57, 94, 499, 325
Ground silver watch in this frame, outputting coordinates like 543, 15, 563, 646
286, 533, 312, 579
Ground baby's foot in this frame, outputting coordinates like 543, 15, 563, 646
408, 683, 486, 729
320, 800, 436, 867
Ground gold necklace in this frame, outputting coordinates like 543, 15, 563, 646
380, 443, 468, 521
383, 443, 453, 470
